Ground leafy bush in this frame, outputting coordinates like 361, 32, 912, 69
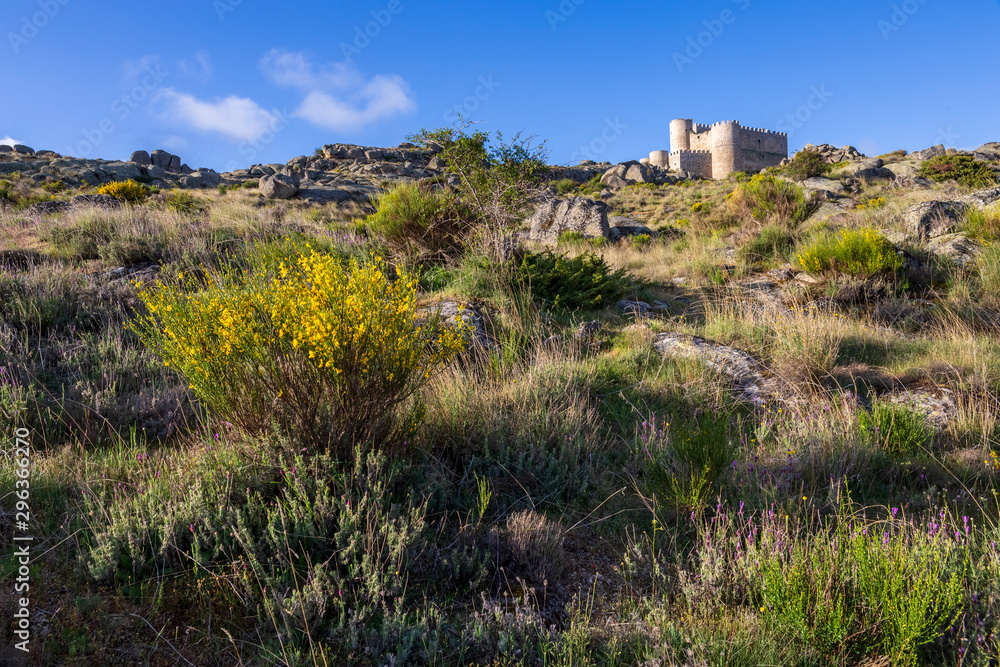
511, 250, 633, 311
918, 155, 997, 188
132, 250, 469, 456
737, 225, 795, 265
857, 197, 887, 210
781, 150, 832, 181
727, 174, 813, 225
42, 180, 67, 193
857, 401, 933, 454
407, 125, 549, 256
796, 228, 903, 277
97, 179, 150, 204
367, 183, 473, 257
550, 178, 577, 195
629, 233, 652, 249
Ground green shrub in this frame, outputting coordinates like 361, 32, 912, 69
628, 233, 652, 249
367, 183, 473, 257
42, 180, 67, 193
964, 205, 1000, 243
511, 250, 633, 311
918, 154, 997, 188
738, 225, 795, 265
796, 228, 903, 277
97, 179, 150, 204
727, 174, 813, 225
639, 414, 736, 510
551, 178, 577, 195
857, 401, 933, 454
782, 150, 832, 181
746, 499, 965, 665
163, 189, 208, 215
557, 230, 586, 244
132, 250, 468, 456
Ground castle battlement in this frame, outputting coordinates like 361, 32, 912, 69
652, 118, 788, 178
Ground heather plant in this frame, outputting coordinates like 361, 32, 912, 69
132, 249, 469, 456
97, 179, 150, 204
796, 228, 903, 277
726, 174, 813, 225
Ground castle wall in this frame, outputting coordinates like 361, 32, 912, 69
663, 118, 788, 180
733, 125, 788, 174
668, 150, 712, 178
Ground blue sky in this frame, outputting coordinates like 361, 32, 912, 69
2, 0, 998, 171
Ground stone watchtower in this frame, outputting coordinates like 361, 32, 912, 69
648, 119, 788, 179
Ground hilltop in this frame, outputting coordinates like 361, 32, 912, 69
2, 129, 1000, 665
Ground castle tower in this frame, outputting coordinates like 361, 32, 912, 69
669, 119, 693, 153
710, 121, 740, 179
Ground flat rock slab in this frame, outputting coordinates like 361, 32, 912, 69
886, 388, 957, 430
653, 332, 774, 403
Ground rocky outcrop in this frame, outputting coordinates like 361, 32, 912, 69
841, 158, 895, 183
653, 333, 775, 403
526, 197, 610, 244
796, 144, 865, 164
911, 144, 946, 161
260, 172, 300, 200
902, 200, 968, 240
925, 234, 981, 268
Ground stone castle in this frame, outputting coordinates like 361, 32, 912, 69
648, 119, 788, 179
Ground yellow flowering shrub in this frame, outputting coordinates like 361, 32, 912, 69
796, 228, 903, 277
97, 179, 150, 204
132, 249, 468, 455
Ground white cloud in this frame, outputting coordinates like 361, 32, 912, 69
259, 49, 415, 131
156, 89, 280, 141
0, 136, 21, 147
297, 75, 415, 131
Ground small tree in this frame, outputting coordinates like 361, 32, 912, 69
408, 121, 550, 258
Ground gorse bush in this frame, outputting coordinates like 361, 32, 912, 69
97, 179, 150, 204
132, 249, 469, 456
918, 154, 997, 188
727, 174, 813, 225
796, 228, 903, 277
511, 250, 633, 311
782, 150, 832, 181
366, 183, 473, 257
